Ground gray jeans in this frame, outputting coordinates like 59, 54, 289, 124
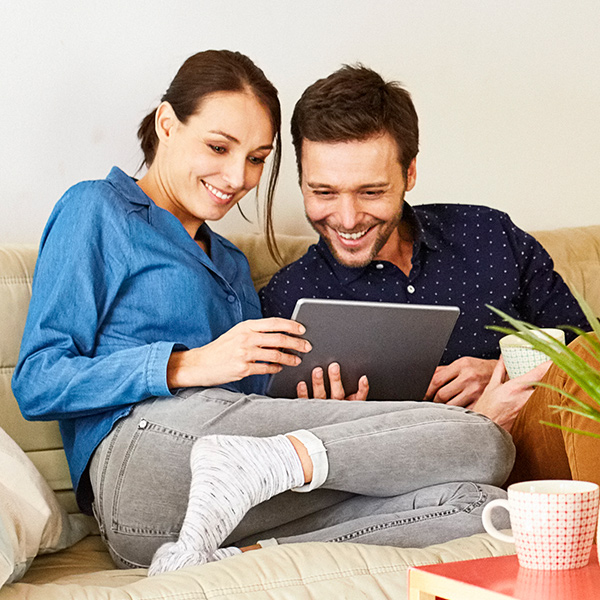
89, 387, 514, 568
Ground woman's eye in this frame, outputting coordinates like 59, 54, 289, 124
209, 145, 226, 154
248, 156, 266, 165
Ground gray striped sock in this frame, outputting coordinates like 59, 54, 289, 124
148, 434, 304, 576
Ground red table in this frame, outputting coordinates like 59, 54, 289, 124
408, 547, 599, 599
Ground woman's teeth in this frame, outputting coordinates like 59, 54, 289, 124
338, 230, 368, 240
204, 182, 233, 201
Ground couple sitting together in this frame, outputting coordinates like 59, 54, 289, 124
12, 49, 597, 576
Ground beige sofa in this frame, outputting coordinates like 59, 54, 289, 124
1, 225, 599, 599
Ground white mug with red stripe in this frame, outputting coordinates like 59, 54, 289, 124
482, 480, 599, 570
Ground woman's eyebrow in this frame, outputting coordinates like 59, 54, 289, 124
208, 130, 273, 151
209, 130, 239, 143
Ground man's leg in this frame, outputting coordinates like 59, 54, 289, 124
508, 335, 600, 487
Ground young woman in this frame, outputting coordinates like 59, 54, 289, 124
13, 50, 514, 576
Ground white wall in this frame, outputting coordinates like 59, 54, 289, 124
2, 0, 599, 244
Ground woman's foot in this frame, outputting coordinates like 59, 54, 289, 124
148, 434, 305, 576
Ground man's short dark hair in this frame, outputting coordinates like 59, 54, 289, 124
291, 64, 419, 179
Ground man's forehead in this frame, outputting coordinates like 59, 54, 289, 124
301, 135, 401, 187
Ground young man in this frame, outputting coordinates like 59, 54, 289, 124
260, 65, 586, 405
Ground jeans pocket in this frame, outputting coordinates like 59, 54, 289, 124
111, 418, 196, 536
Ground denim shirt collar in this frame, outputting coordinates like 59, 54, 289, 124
317, 202, 440, 285
105, 166, 240, 285
106, 166, 150, 206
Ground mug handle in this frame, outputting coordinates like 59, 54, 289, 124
481, 499, 514, 543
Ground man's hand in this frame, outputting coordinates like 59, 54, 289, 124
296, 363, 369, 401
470, 357, 551, 432
424, 357, 498, 406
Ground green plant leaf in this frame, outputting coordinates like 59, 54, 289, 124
487, 295, 600, 439
540, 421, 600, 440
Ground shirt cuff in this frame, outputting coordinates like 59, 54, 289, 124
144, 341, 186, 397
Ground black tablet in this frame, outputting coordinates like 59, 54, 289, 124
266, 298, 460, 400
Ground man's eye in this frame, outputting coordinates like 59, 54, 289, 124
364, 190, 383, 197
209, 145, 226, 154
314, 190, 333, 197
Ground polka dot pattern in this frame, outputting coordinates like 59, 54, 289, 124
260, 203, 587, 364
509, 486, 599, 570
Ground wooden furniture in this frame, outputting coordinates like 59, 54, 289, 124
408, 547, 599, 599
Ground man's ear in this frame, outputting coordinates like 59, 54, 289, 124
405, 158, 417, 192
155, 101, 179, 145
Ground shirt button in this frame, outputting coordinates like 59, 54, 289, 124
407, 285, 416, 294
227, 295, 236, 303
375, 263, 384, 270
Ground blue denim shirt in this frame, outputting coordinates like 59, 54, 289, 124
260, 203, 587, 363
12, 167, 266, 512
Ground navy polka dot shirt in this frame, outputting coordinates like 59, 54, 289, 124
259, 203, 587, 364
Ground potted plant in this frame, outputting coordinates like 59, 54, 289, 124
488, 293, 600, 438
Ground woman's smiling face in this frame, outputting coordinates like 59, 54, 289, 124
150, 90, 274, 236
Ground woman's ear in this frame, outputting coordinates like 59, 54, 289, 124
155, 101, 178, 144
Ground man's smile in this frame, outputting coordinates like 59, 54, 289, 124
337, 229, 370, 241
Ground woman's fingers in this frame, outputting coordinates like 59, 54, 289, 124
254, 332, 312, 355
247, 317, 306, 336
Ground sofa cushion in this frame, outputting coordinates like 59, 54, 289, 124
0, 427, 93, 587
532, 225, 600, 317
228, 233, 316, 291
2, 532, 514, 599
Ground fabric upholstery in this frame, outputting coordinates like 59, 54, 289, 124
5, 533, 515, 599
0, 426, 92, 586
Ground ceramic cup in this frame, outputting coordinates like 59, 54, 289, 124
499, 328, 565, 379
482, 480, 600, 570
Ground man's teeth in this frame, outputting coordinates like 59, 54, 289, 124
204, 182, 233, 200
338, 230, 368, 240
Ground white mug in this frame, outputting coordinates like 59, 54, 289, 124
482, 480, 599, 570
499, 328, 565, 379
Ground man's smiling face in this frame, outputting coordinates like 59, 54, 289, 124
301, 133, 416, 268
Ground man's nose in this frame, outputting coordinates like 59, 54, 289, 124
336, 196, 360, 230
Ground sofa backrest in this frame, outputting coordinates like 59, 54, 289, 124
531, 226, 600, 315
0, 245, 79, 512
2, 226, 599, 512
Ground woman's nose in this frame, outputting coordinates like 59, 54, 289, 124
222, 157, 247, 190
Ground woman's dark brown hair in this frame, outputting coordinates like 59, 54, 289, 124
138, 50, 282, 261
291, 64, 419, 181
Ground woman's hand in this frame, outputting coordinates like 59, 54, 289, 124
296, 362, 369, 401
166, 318, 312, 389
469, 357, 551, 432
